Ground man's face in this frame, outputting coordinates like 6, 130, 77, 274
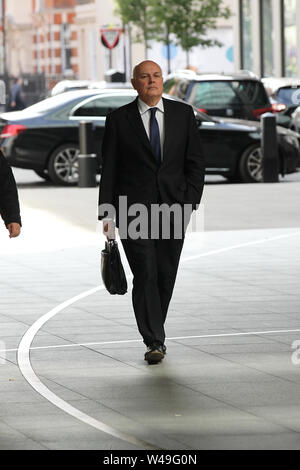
131, 61, 163, 104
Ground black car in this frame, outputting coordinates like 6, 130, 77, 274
0, 89, 299, 184
195, 114, 299, 181
0, 89, 137, 184
164, 71, 284, 121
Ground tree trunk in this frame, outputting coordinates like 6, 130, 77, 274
128, 24, 132, 79
122, 21, 127, 81
166, 25, 171, 74
186, 49, 190, 68
143, 10, 148, 60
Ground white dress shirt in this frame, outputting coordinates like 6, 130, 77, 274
137, 97, 165, 160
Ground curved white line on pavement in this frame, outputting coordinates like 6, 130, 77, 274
17, 284, 157, 450
17, 230, 300, 449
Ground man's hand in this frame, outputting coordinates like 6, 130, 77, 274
7, 223, 21, 238
10, 101, 16, 108
103, 219, 115, 240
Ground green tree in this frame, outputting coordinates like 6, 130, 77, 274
114, 0, 159, 58
115, 0, 232, 72
151, 0, 232, 70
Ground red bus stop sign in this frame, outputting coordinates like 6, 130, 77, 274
100, 27, 122, 49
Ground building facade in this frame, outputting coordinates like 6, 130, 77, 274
1, 0, 236, 92
1, 0, 144, 87
31, 0, 80, 89
1, 0, 32, 76
75, 0, 144, 82
234, 0, 300, 78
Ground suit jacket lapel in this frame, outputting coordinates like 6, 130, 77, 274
162, 97, 175, 166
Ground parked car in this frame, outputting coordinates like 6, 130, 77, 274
195, 114, 299, 181
0, 89, 137, 184
262, 77, 300, 107
262, 77, 300, 128
0, 89, 299, 185
164, 70, 286, 122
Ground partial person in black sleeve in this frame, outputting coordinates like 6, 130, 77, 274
0, 151, 21, 238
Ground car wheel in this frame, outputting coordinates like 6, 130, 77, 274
239, 145, 263, 183
34, 170, 51, 181
47, 144, 80, 185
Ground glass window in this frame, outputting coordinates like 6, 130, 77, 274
188, 81, 269, 110
22, 93, 80, 114
190, 82, 240, 109
163, 78, 189, 100
241, 0, 253, 71
61, 23, 72, 72
73, 95, 136, 117
276, 86, 300, 105
262, 0, 274, 77
284, 0, 297, 77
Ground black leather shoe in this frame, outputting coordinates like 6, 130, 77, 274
144, 342, 165, 364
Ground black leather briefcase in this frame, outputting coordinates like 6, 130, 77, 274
101, 240, 127, 295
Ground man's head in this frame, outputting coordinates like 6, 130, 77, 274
131, 60, 163, 106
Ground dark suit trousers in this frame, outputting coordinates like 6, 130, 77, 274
120, 234, 184, 347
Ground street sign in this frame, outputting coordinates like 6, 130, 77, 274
100, 27, 122, 50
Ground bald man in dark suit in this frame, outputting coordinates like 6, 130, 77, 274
99, 61, 204, 364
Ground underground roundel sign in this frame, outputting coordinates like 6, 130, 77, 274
100, 27, 123, 49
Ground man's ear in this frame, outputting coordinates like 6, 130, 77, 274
131, 78, 136, 90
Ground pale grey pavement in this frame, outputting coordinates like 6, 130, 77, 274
0, 169, 300, 450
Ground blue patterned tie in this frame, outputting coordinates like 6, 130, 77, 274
149, 107, 161, 164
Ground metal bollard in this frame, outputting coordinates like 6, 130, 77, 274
261, 112, 279, 183
78, 121, 97, 187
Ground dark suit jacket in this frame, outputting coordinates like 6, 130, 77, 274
98, 97, 205, 225
0, 151, 22, 227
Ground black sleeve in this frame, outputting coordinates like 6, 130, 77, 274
184, 106, 205, 209
98, 113, 118, 220
0, 152, 22, 226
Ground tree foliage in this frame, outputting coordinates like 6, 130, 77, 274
114, 0, 157, 50
151, 0, 231, 51
115, 0, 232, 62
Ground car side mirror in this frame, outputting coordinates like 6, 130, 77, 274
195, 116, 202, 127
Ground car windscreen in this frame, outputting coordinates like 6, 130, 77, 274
276, 87, 300, 106
189, 80, 270, 109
